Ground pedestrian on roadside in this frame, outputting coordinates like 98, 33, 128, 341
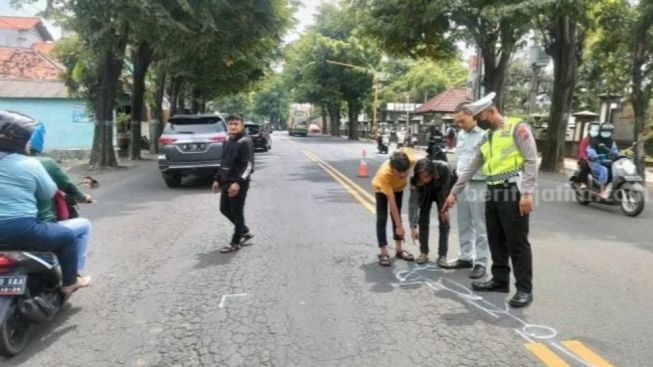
212, 114, 255, 253
442, 102, 490, 280
408, 158, 452, 266
372, 149, 417, 266
444, 92, 538, 308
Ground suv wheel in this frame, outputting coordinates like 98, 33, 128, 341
163, 174, 182, 188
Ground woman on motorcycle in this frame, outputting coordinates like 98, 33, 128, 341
0, 110, 90, 295
28, 134, 94, 279
587, 123, 620, 199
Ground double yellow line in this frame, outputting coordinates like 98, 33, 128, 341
526, 340, 614, 367
301, 150, 376, 214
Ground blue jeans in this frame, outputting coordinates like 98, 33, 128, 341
59, 218, 92, 271
0, 217, 78, 285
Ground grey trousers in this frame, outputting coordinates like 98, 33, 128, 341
456, 181, 489, 266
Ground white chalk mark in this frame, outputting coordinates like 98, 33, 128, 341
218, 293, 248, 308
515, 328, 535, 343
550, 341, 593, 367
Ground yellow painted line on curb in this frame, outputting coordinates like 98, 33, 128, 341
524, 343, 570, 367
303, 150, 376, 204
301, 150, 376, 214
562, 340, 615, 367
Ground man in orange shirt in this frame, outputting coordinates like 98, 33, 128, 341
372, 150, 417, 266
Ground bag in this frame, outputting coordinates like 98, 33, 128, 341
53, 190, 70, 221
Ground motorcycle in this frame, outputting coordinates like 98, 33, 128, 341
378, 134, 389, 154
569, 156, 645, 217
0, 177, 98, 358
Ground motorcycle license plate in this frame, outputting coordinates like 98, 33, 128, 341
0, 275, 27, 296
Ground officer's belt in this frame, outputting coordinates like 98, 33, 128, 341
486, 170, 522, 186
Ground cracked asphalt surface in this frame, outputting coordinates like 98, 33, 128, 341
4, 134, 653, 366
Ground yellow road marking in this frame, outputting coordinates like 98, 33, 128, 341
525, 343, 570, 367
300, 150, 376, 214
303, 150, 376, 204
562, 340, 615, 367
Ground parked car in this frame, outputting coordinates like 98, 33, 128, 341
157, 114, 227, 188
245, 122, 272, 152
309, 124, 321, 134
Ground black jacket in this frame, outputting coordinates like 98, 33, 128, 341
215, 133, 254, 184
408, 160, 453, 228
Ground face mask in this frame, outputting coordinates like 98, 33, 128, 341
600, 132, 612, 139
589, 131, 599, 138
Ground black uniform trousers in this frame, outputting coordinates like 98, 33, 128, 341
220, 181, 250, 245
486, 183, 532, 293
417, 193, 450, 257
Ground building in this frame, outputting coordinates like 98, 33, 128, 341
0, 17, 93, 151
0, 16, 53, 48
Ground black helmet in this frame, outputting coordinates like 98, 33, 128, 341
0, 110, 37, 153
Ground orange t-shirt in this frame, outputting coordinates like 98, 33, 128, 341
372, 149, 417, 196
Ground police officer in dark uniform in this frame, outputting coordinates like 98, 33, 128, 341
212, 114, 255, 253
444, 93, 538, 308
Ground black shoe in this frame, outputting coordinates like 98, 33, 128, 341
442, 259, 473, 269
469, 265, 486, 279
509, 291, 533, 308
471, 279, 509, 293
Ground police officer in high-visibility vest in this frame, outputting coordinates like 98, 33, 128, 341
444, 92, 538, 308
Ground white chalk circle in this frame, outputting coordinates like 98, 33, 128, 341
522, 324, 558, 340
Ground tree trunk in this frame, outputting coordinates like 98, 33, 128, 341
630, 6, 653, 179
328, 103, 341, 136
169, 77, 181, 116
151, 65, 167, 153
129, 42, 153, 160
89, 32, 128, 168
191, 88, 201, 114
177, 83, 186, 114
541, 15, 583, 172
347, 101, 359, 140
321, 104, 328, 135
480, 43, 511, 109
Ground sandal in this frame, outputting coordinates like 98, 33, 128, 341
415, 253, 428, 264
61, 276, 92, 296
240, 232, 254, 246
396, 250, 415, 261
220, 243, 241, 253
378, 254, 391, 267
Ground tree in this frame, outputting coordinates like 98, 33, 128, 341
252, 76, 289, 128
356, 0, 532, 107
530, 0, 594, 172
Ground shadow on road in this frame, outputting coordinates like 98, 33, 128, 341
193, 248, 237, 270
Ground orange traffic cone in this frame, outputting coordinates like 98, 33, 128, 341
358, 150, 369, 177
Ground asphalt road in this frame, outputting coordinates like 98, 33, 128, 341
4, 134, 652, 367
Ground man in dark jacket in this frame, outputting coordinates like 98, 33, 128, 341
212, 114, 255, 253
408, 158, 453, 266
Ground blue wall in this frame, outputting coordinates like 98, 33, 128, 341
0, 98, 94, 150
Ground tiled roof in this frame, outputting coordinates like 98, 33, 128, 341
0, 16, 40, 30
0, 46, 63, 80
413, 87, 472, 114
32, 41, 56, 55
0, 79, 69, 98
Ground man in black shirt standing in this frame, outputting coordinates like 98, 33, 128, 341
212, 114, 255, 253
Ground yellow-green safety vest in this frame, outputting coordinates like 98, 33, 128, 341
480, 116, 525, 184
